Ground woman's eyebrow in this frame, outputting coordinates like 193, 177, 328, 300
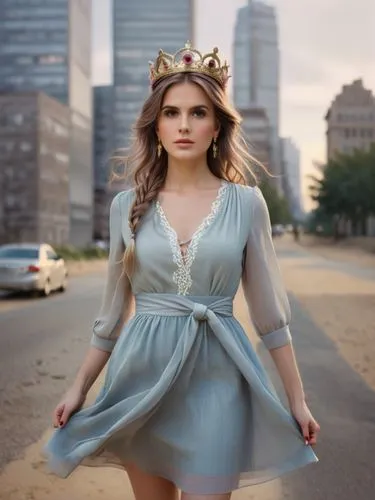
161, 104, 209, 111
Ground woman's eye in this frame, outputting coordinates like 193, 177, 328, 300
193, 109, 206, 118
164, 109, 178, 117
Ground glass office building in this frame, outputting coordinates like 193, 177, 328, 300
0, 0, 93, 246
93, 85, 114, 241
113, 0, 194, 151
233, 1, 281, 189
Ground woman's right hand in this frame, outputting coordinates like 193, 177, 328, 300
53, 386, 86, 429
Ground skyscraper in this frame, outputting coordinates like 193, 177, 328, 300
280, 138, 303, 219
0, 0, 93, 246
93, 85, 114, 241
233, 1, 281, 187
112, 0, 194, 152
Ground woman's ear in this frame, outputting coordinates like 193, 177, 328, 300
214, 121, 221, 137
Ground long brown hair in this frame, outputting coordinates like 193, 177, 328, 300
114, 72, 263, 277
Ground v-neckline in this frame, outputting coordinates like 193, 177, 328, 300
155, 180, 227, 256
155, 180, 228, 295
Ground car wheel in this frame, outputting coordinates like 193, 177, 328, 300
59, 274, 68, 292
41, 279, 51, 297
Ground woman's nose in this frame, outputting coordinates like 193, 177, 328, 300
179, 114, 190, 133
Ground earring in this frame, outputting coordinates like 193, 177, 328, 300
213, 137, 218, 159
157, 138, 162, 158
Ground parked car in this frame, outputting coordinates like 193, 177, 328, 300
271, 224, 285, 237
0, 243, 68, 296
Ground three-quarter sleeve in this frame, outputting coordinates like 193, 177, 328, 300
241, 187, 292, 350
90, 192, 133, 352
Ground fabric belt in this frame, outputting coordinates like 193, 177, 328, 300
133, 292, 242, 384
135, 293, 233, 321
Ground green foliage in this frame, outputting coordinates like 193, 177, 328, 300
309, 144, 375, 236
259, 180, 292, 225
55, 245, 109, 261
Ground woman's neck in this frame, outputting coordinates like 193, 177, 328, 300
163, 157, 219, 192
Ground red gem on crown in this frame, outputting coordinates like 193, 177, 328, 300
182, 53, 193, 65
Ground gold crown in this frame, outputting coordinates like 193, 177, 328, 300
149, 41, 230, 89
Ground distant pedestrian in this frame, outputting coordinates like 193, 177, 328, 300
293, 223, 300, 242
44, 41, 320, 500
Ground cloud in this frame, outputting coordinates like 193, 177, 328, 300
279, 0, 375, 85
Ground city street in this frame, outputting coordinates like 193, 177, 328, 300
0, 237, 375, 499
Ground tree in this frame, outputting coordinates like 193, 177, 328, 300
309, 145, 375, 237
259, 179, 291, 225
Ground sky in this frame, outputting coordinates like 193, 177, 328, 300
92, 0, 375, 210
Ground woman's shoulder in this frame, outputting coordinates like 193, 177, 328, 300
111, 188, 136, 214
230, 182, 264, 210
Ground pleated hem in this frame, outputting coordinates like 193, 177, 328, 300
43, 443, 318, 495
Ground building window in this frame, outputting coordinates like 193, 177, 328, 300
115, 49, 144, 58
16, 56, 33, 64
12, 113, 25, 126
20, 141, 32, 152
5, 194, 17, 208
39, 55, 66, 65
55, 152, 69, 164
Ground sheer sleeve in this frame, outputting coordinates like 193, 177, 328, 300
90, 192, 133, 352
241, 187, 292, 350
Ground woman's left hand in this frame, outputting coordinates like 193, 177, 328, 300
290, 400, 320, 446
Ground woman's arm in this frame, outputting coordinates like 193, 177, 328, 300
54, 192, 134, 427
241, 187, 319, 445
269, 343, 305, 407
71, 191, 133, 395
71, 346, 111, 396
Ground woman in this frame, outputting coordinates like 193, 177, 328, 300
44, 42, 319, 500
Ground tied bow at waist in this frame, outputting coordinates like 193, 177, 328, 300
135, 293, 233, 323
133, 292, 284, 414
134, 293, 241, 370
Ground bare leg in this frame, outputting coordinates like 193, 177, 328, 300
181, 493, 231, 500
124, 462, 178, 500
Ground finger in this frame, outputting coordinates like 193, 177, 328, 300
300, 422, 310, 445
309, 421, 320, 445
59, 406, 72, 428
53, 405, 64, 428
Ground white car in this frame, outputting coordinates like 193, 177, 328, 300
0, 243, 68, 297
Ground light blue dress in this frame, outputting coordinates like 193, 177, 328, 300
44, 181, 318, 494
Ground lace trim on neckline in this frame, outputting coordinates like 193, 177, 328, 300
156, 181, 229, 295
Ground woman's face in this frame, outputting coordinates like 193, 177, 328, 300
156, 81, 219, 162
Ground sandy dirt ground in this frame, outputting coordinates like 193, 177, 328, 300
281, 236, 375, 392
1, 237, 374, 499
299, 235, 375, 269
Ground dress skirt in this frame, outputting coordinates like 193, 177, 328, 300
44, 293, 318, 495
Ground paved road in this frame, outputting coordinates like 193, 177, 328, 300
1, 244, 375, 499
0, 273, 105, 468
